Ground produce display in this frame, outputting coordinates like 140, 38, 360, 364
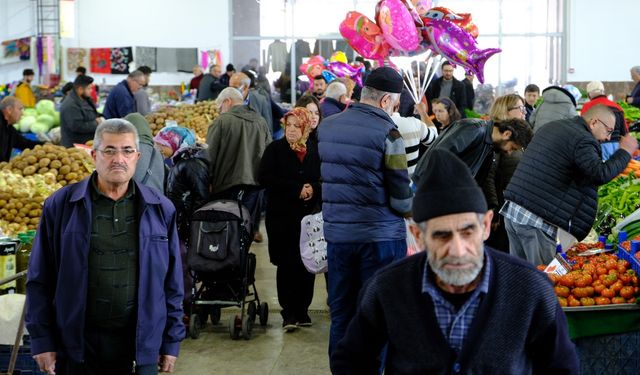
15, 99, 60, 134
145, 100, 218, 141
620, 101, 640, 123
546, 251, 640, 307
593, 175, 640, 237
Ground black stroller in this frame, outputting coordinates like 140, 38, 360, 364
187, 196, 268, 340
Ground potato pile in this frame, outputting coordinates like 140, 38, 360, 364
145, 100, 218, 142
0, 144, 95, 187
0, 171, 60, 235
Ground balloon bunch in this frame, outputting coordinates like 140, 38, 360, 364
339, 0, 500, 84
299, 52, 366, 88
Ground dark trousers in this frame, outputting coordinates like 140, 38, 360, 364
56, 328, 157, 375
327, 240, 406, 357
276, 259, 316, 322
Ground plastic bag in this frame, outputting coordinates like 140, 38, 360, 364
300, 212, 328, 274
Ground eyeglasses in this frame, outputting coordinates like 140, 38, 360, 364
508, 105, 526, 112
595, 118, 614, 135
96, 148, 139, 158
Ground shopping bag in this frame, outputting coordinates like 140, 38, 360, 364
300, 212, 328, 274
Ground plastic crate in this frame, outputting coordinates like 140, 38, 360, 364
574, 330, 640, 375
0, 336, 44, 374
617, 246, 640, 274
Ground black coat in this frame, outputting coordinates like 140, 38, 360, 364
166, 146, 210, 238
258, 138, 321, 266
426, 76, 468, 117
504, 116, 630, 240
60, 90, 100, 147
0, 113, 43, 162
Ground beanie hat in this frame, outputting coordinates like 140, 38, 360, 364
364, 67, 404, 94
412, 149, 488, 223
74, 74, 94, 87
542, 85, 577, 107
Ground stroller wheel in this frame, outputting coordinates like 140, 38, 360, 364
210, 307, 221, 325
247, 301, 257, 323
242, 314, 253, 340
229, 315, 241, 340
259, 302, 269, 326
189, 314, 201, 339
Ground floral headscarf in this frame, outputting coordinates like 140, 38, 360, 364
281, 107, 313, 152
153, 126, 196, 157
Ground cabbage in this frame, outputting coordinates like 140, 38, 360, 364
52, 111, 60, 126
30, 121, 50, 134
23, 108, 38, 117
36, 114, 54, 128
35, 100, 55, 115
19, 116, 36, 133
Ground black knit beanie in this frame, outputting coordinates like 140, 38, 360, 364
412, 149, 488, 223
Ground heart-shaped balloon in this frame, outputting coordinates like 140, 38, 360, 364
376, 0, 420, 52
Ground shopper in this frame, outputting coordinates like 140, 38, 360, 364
523, 84, 540, 122
425, 61, 467, 117
103, 70, 146, 119
230, 72, 273, 133
134, 66, 153, 115
26, 119, 185, 375
206, 87, 271, 238
412, 116, 532, 189
218, 63, 235, 88
582, 80, 627, 142
331, 149, 579, 374
431, 97, 462, 131
627, 66, 640, 108
0, 97, 43, 162
462, 72, 475, 110
76, 66, 99, 105
124, 113, 165, 193
502, 105, 638, 265
153, 125, 197, 167
483, 94, 529, 252
318, 67, 413, 359
320, 81, 348, 118
60, 74, 104, 147
190, 65, 204, 92
14, 69, 36, 108
312, 75, 327, 100
294, 94, 322, 147
258, 107, 321, 331
530, 85, 577, 132
197, 64, 225, 102
391, 99, 438, 178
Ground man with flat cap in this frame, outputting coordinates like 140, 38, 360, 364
60, 74, 104, 147
318, 67, 414, 361
330, 149, 579, 374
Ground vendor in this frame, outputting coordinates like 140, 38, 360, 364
14, 69, 36, 108
0, 97, 44, 162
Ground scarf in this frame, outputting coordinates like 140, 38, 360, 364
282, 107, 313, 154
153, 126, 196, 157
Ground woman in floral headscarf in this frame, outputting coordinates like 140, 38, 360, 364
153, 125, 197, 166
258, 107, 321, 332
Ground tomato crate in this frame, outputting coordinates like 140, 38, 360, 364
0, 336, 44, 374
574, 329, 640, 375
617, 246, 640, 274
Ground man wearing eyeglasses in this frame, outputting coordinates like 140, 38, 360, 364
103, 70, 147, 119
27, 119, 185, 374
502, 105, 638, 266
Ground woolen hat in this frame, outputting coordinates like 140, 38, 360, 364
412, 149, 488, 223
73, 74, 94, 87
586, 80, 604, 94
364, 67, 404, 94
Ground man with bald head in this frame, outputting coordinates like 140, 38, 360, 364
502, 104, 638, 265
0, 96, 43, 162
229, 71, 273, 134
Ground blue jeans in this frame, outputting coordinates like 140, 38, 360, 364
327, 240, 406, 358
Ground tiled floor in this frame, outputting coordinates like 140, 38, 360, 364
174, 233, 331, 375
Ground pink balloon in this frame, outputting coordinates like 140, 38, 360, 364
402, 0, 433, 24
299, 55, 327, 85
339, 11, 391, 65
422, 6, 479, 38
423, 19, 500, 83
376, 0, 420, 52
327, 61, 365, 87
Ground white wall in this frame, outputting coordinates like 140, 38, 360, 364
1, 0, 231, 86
567, 0, 635, 82
0, 0, 36, 84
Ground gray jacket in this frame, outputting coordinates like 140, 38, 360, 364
60, 91, 99, 147
248, 89, 273, 134
134, 89, 151, 115
133, 142, 165, 193
531, 86, 577, 132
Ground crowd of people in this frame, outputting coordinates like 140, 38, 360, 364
0, 59, 638, 374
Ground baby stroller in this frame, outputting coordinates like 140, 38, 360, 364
187, 195, 268, 340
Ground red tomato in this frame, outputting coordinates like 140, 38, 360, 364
567, 295, 581, 307
559, 274, 575, 288
595, 297, 611, 305
554, 286, 570, 298
620, 286, 635, 299
557, 296, 568, 307
537, 265, 546, 272
596, 266, 608, 276
594, 284, 606, 295
585, 286, 595, 296
548, 274, 560, 285
611, 296, 627, 304
603, 274, 618, 287
601, 288, 616, 298
605, 259, 618, 271
580, 297, 595, 306
572, 287, 589, 298
574, 274, 593, 288
612, 280, 624, 293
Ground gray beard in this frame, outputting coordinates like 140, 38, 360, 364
428, 250, 484, 287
